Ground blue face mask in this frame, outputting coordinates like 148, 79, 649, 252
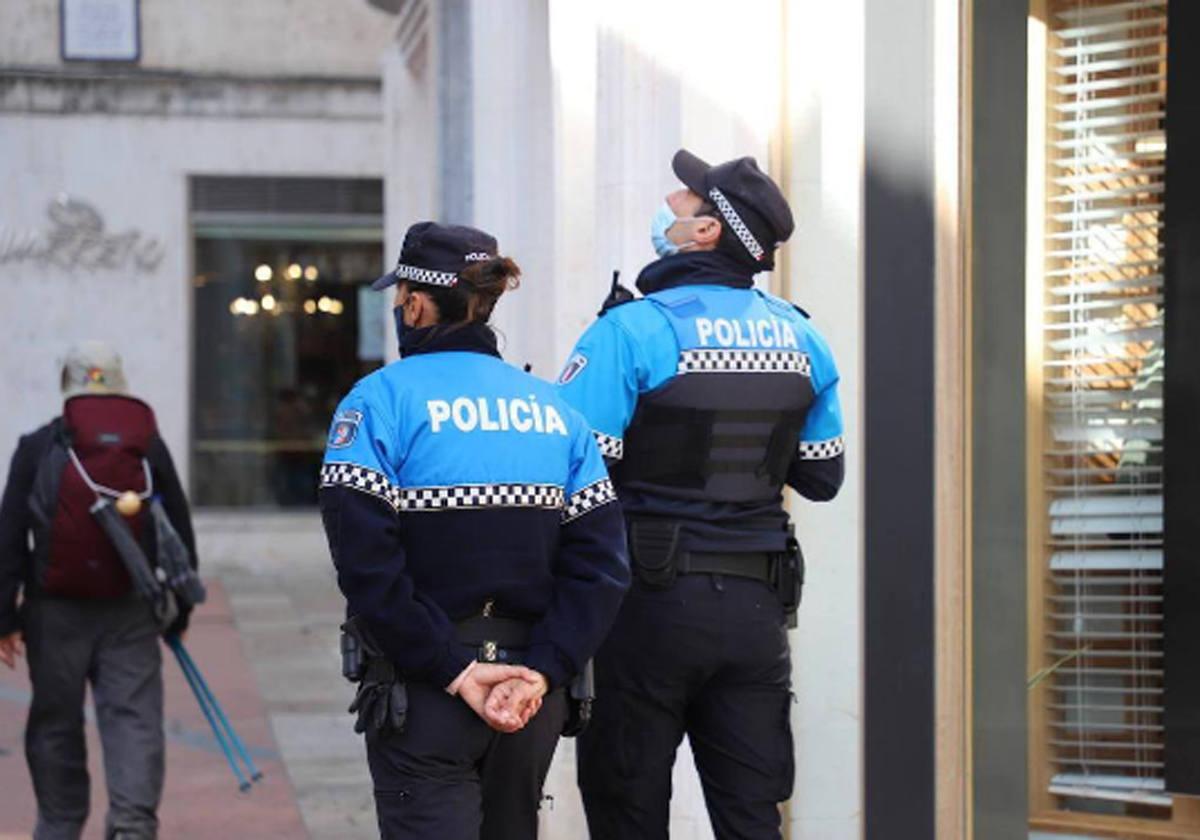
650, 201, 704, 258
650, 202, 683, 257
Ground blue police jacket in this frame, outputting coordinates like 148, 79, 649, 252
318, 322, 630, 690
557, 251, 845, 552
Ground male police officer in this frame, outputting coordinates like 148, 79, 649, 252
557, 150, 845, 839
319, 222, 629, 840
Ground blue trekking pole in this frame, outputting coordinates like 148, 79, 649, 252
166, 636, 260, 790
171, 637, 264, 782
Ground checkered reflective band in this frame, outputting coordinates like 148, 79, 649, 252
677, 349, 811, 375
320, 463, 403, 511
708, 187, 765, 262
398, 483, 565, 511
798, 436, 845, 460
321, 464, 566, 513
592, 431, 624, 461
393, 263, 459, 287
562, 478, 617, 524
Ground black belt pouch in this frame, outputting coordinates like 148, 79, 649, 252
627, 519, 681, 589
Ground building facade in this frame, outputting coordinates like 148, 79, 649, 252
0, 0, 394, 510
3, 1, 1198, 839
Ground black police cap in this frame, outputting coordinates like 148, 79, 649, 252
672, 149, 795, 264
372, 221, 499, 290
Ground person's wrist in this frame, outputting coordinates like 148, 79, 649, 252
446, 660, 479, 696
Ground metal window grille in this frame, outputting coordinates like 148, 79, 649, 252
1041, 0, 1169, 810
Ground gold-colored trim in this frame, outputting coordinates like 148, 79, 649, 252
1025, 0, 1054, 820
934, 0, 971, 835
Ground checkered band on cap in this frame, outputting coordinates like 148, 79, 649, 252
798, 436, 845, 460
677, 349, 811, 375
320, 463, 403, 512
592, 431, 624, 461
397, 483, 565, 512
393, 263, 459, 287
562, 478, 617, 524
708, 187, 765, 262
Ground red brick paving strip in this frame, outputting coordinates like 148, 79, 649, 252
0, 582, 309, 839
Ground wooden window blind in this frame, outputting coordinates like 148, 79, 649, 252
1038, 0, 1172, 817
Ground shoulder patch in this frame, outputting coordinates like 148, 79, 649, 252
793, 303, 811, 319
557, 352, 589, 385
328, 409, 363, 449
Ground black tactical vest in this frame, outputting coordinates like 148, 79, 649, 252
611, 294, 816, 504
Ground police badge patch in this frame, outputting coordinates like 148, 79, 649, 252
557, 353, 588, 385
328, 409, 363, 449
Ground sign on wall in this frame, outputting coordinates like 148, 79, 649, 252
60, 0, 140, 63
0, 195, 164, 272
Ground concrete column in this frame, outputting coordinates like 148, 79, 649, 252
467, 0, 555, 375
781, 1, 865, 838
380, 16, 438, 362
545, 0, 599, 372
439, 0, 474, 224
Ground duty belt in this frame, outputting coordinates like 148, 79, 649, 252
676, 551, 772, 583
628, 517, 776, 585
456, 612, 532, 664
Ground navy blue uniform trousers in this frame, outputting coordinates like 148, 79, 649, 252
366, 680, 567, 840
577, 575, 794, 840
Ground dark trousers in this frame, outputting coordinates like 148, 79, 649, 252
577, 575, 794, 840
23, 595, 164, 840
366, 679, 568, 840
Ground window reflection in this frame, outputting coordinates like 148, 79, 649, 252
192, 238, 384, 507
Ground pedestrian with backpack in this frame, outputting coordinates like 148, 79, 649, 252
0, 341, 198, 840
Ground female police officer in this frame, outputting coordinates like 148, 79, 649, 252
318, 221, 630, 840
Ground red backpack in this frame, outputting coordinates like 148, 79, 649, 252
30, 395, 157, 600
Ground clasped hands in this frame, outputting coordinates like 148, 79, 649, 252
0, 632, 22, 669
457, 663, 548, 734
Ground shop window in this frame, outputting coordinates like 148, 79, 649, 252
189, 177, 385, 508
1027, 0, 1200, 834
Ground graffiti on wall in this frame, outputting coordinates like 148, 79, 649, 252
0, 195, 165, 272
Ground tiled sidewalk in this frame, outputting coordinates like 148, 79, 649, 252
0, 582, 307, 839
212, 560, 376, 840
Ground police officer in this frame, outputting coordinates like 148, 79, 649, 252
557, 150, 845, 839
318, 221, 630, 840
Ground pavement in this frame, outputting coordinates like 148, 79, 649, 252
210, 553, 377, 840
0, 512, 712, 840
0, 580, 308, 839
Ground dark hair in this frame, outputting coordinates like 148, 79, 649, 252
409, 256, 521, 325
